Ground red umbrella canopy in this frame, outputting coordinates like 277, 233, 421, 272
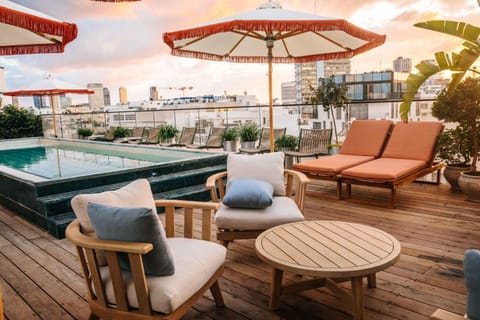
163, 1, 386, 151
0, 0, 78, 55
163, 1, 385, 64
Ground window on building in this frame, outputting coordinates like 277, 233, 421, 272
350, 104, 368, 119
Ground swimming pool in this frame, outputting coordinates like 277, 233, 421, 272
0, 138, 227, 238
0, 139, 209, 180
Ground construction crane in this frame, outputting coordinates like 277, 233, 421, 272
169, 86, 193, 97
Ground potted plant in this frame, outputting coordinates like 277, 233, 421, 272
436, 127, 472, 191
309, 75, 349, 146
158, 124, 179, 144
432, 78, 480, 200
223, 127, 239, 152
113, 127, 131, 140
328, 143, 342, 155
77, 127, 93, 139
238, 123, 260, 149
275, 134, 298, 168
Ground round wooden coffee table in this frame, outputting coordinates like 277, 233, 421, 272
255, 220, 401, 320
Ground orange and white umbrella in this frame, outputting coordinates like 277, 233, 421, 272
0, 0, 77, 55
163, 1, 385, 151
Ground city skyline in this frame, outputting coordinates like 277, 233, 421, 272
1, 0, 479, 107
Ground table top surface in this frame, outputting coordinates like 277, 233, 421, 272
255, 220, 401, 278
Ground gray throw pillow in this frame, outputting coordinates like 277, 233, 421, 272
465, 249, 480, 320
223, 178, 273, 209
87, 202, 175, 276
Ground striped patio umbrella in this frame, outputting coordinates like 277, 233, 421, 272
0, 0, 77, 55
163, 1, 386, 151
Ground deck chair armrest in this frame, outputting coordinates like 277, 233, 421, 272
284, 169, 310, 212
430, 309, 467, 320
66, 220, 153, 254
206, 171, 228, 202
155, 199, 220, 241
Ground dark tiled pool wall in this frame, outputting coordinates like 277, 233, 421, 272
0, 151, 227, 239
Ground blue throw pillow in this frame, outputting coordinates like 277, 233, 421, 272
465, 249, 480, 320
222, 178, 273, 209
87, 202, 175, 276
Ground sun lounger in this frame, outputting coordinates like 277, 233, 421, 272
162, 127, 197, 147
293, 120, 393, 198
187, 127, 225, 149
341, 121, 445, 208
284, 128, 332, 162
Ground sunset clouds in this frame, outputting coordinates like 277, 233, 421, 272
2, 0, 479, 105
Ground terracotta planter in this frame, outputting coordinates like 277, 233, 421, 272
458, 171, 480, 202
443, 165, 469, 191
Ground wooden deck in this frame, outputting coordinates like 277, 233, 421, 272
1, 180, 479, 320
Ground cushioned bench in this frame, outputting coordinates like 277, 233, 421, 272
341, 121, 445, 208
293, 119, 393, 199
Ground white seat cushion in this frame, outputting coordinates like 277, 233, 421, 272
215, 196, 304, 230
100, 237, 226, 314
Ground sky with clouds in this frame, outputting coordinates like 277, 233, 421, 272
1, 0, 479, 106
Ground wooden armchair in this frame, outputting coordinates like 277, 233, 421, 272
206, 168, 310, 246
66, 199, 225, 320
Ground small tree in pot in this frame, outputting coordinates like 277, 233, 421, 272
158, 124, 179, 144
432, 78, 480, 200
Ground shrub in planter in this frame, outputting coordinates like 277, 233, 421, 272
223, 127, 239, 141
77, 127, 93, 139
238, 123, 260, 142
274, 134, 298, 151
158, 124, 179, 143
113, 127, 131, 139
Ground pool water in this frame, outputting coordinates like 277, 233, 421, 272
0, 146, 180, 179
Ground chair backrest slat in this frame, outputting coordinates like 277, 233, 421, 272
128, 254, 152, 315
85, 248, 108, 307
105, 252, 129, 311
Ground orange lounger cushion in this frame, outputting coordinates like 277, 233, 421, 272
341, 158, 427, 181
293, 154, 374, 175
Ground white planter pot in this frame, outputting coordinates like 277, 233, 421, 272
223, 140, 239, 152
241, 141, 256, 149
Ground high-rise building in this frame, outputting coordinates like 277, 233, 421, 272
281, 81, 296, 105
103, 87, 111, 106
119, 86, 128, 104
87, 83, 105, 110
393, 56, 412, 73
149, 86, 159, 101
294, 59, 351, 104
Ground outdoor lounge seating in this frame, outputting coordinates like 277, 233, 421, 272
123, 126, 146, 143
187, 127, 225, 149
89, 126, 117, 142
239, 127, 286, 154
341, 121, 445, 208
139, 127, 161, 144
293, 120, 393, 199
67, 179, 226, 320
162, 127, 197, 147
206, 152, 310, 247
284, 128, 332, 163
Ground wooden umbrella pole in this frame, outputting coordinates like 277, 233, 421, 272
267, 40, 274, 152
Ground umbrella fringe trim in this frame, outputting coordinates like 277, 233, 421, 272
0, 5, 78, 54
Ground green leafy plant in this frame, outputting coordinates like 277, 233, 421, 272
274, 134, 298, 151
400, 14, 480, 121
113, 127, 131, 139
223, 127, 239, 141
0, 105, 42, 138
77, 127, 93, 138
238, 123, 260, 142
158, 124, 179, 141
309, 76, 349, 145
437, 127, 473, 167
432, 78, 480, 172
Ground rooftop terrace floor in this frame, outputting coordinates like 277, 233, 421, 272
0, 179, 479, 319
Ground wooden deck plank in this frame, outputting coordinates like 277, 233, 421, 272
0, 181, 479, 320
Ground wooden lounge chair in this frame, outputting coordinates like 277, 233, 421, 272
89, 126, 117, 142
341, 121, 445, 208
239, 127, 286, 154
206, 152, 310, 247
139, 127, 161, 144
67, 179, 226, 320
162, 127, 197, 147
293, 120, 393, 199
187, 127, 225, 149
284, 128, 332, 162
